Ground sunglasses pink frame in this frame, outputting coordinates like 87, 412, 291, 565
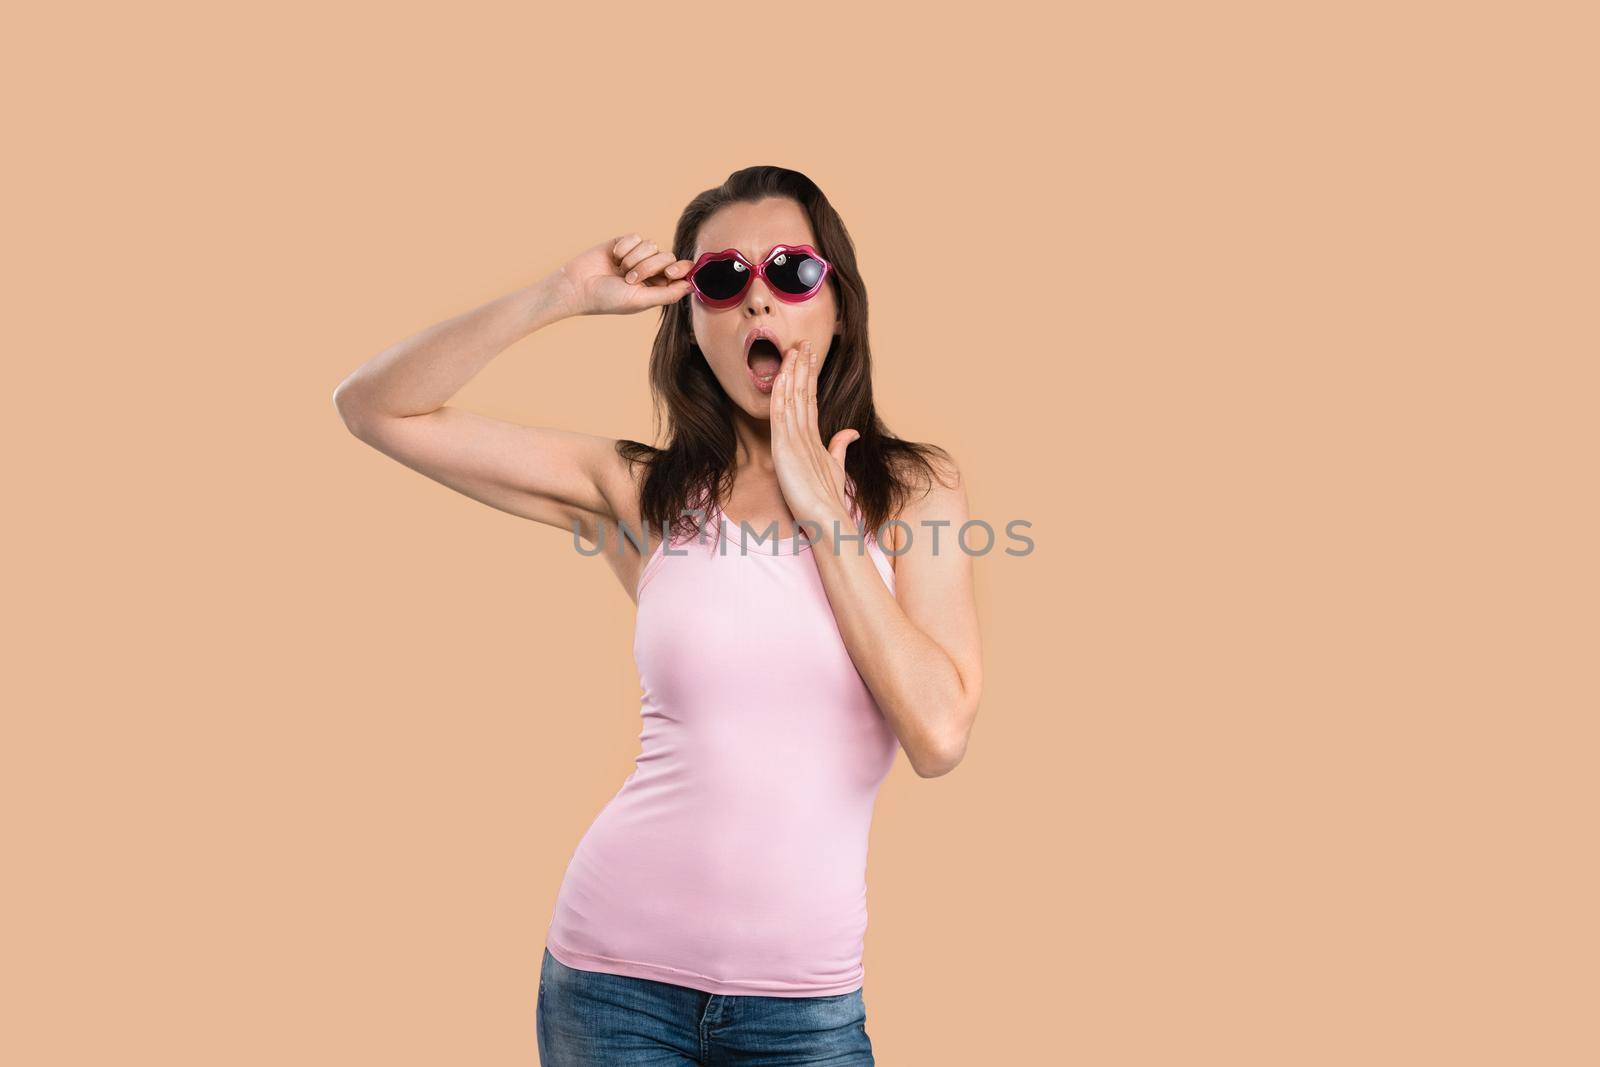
686, 244, 834, 308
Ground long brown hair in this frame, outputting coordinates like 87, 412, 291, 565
617, 165, 953, 544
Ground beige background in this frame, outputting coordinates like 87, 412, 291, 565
5, 2, 1596, 1064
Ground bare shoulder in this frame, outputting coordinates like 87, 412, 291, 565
885, 449, 968, 556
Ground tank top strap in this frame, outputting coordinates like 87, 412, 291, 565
635, 504, 720, 601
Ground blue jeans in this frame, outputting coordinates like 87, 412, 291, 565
537, 946, 876, 1065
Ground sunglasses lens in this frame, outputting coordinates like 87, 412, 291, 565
766, 250, 825, 295
692, 259, 749, 302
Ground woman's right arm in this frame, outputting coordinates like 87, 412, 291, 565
331, 234, 693, 547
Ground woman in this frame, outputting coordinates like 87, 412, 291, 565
333, 166, 983, 1065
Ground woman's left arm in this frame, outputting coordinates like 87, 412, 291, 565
771, 342, 983, 778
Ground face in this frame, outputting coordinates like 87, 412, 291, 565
689, 197, 841, 418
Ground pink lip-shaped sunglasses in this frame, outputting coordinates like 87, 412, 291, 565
686, 244, 834, 308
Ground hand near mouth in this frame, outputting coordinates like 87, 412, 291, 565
769, 339, 860, 539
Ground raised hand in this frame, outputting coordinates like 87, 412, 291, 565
769, 339, 860, 535
551, 232, 695, 317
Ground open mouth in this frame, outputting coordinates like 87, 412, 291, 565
746, 337, 783, 382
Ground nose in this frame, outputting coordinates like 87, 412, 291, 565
740, 274, 775, 317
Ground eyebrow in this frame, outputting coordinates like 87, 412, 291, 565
693, 241, 811, 264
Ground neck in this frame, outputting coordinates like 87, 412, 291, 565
729, 407, 777, 473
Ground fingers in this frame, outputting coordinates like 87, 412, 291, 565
618, 238, 660, 275
640, 277, 695, 306
770, 346, 795, 425
611, 234, 694, 302
782, 345, 802, 439
612, 233, 644, 259
771, 343, 822, 443
654, 258, 696, 284
799, 339, 819, 436
613, 233, 675, 278
626, 250, 680, 285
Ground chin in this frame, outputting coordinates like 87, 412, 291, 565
736, 393, 773, 420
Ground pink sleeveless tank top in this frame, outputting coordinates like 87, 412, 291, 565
544, 494, 900, 996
